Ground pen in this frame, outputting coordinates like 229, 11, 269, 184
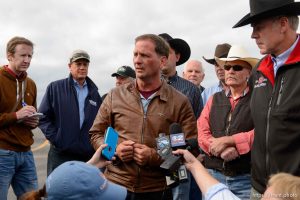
22, 101, 27, 107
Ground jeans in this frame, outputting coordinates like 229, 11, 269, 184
207, 169, 251, 200
0, 149, 38, 200
47, 144, 90, 176
189, 174, 202, 200
172, 171, 191, 200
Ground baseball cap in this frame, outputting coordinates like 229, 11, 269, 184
111, 66, 136, 78
70, 49, 90, 63
46, 161, 127, 200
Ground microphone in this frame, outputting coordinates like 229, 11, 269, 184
160, 123, 189, 185
169, 123, 186, 149
170, 122, 182, 135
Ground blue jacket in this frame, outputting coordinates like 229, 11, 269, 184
38, 74, 102, 158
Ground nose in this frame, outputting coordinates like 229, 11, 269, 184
116, 79, 121, 86
133, 54, 141, 64
251, 28, 257, 39
24, 56, 31, 63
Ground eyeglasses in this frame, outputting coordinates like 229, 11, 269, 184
224, 65, 244, 71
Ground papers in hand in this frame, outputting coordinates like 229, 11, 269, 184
27, 112, 44, 118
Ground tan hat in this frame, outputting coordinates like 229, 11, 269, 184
203, 43, 231, 65
215, 45, 259, 68
70, 50, 90, 63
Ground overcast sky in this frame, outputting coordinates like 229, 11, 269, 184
1, 0, 298, 104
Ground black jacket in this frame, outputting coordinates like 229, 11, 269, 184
250, 39, 300, 193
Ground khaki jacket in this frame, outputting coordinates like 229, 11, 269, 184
90, 80, 197, 193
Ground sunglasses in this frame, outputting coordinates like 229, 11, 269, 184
224, 65, 244, 71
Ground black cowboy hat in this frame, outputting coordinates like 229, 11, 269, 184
233, 0, 300, 28
202, 43, 231, 65
158, 33, 191, 66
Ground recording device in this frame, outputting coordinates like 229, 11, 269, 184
102, 127, 119, 160
156, 123, 198, 187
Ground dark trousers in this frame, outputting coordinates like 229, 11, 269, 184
47, 144, 90, 176
125, 188, 172, 200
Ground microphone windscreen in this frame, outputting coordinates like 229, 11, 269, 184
186, 138, 198, 149
169, 123, 182, 135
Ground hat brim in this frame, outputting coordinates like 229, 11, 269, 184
233, 3, 300, 28
202, 56, 216, 65
101, 180, 127, 200
111, 72, 127, 77
72, 56, 90, 62
216, 57, 259, 69
169, 39, 191, 66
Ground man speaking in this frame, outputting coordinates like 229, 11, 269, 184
89, 34, 197, 200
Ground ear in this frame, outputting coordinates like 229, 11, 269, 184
279, 16, 289, 33
7, 53, 13, 61
176, 53, 181, 62
160, 56, 168, 69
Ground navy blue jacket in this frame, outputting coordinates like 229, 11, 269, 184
38, 75, 102, 158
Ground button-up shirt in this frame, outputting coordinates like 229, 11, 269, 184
272, 35, 299, 76
165, 73, 202, 119
73, 79, 88, 128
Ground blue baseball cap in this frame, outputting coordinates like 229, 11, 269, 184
46, 161, 127, 200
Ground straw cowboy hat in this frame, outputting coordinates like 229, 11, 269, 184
202, 43, 231, 65
233, 0, 300, 28
158, 33, 191, 66
215, 45, 259, 68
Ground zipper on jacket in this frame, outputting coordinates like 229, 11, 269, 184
225, 112, 232, 136
223, 111, 232, 169
276, 76, 285, 106
136, 103, 147, 188
266, 94, 274, 176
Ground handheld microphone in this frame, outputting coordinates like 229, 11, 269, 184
160, 123, 189, 184
169, 123, 186, 149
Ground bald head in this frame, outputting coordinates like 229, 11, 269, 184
183, 59, 205, 87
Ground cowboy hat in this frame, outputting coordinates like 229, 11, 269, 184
233, 0, 300, 28
202, 43, 231, 65
215, 45, 259, 69
158, 33, 191, 66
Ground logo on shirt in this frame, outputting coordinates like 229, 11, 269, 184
89, 100, 97, 106
254, 76, 267, 88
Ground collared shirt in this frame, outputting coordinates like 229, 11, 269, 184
205, 183, 240, 200
73, 79, 88, 128
224, 87, 250, 111
165, 73, 202, 118
272, 35, 299, 76
198, 87, 254, 156
201, 81, 224, 106
140, 92, 157, 114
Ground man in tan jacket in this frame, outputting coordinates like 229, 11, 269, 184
90, 34, 197, 200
